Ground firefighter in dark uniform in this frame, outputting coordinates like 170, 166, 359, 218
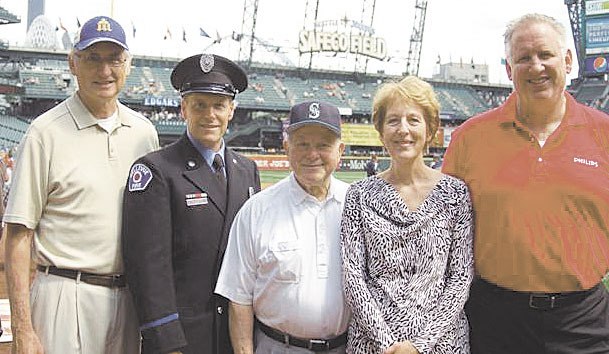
121, 53, 261, 354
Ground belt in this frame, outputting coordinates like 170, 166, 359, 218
256, 318, 346, 352
475, 278, 601, 310
37, 265, 126, 289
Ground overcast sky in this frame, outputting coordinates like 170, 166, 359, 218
0, 0, 577, 85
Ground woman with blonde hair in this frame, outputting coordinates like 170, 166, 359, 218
341, 76, 474, 354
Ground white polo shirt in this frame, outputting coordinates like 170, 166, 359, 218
215, 173, 350, 339
4, 94, 159, 274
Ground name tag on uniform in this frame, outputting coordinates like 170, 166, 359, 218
185, 192, 208, 206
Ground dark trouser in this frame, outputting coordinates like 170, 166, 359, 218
467, 279, 609, 354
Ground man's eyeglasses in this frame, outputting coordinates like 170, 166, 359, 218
74, 53, 127, 68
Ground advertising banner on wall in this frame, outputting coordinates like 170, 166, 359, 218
144, 96, 180, 107
250, 154, 390, 172
584, 55, 609, 74
250, 155, 291, 171
586, 16, 609, 55
587, 0, 609, 16
341, 123, 383, 146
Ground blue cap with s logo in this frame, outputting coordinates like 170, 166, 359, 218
287, 101, 342, 137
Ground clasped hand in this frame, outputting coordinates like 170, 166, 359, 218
383, 340, 420, 354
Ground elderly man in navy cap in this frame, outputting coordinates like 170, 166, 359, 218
215, 101, 350, 354
122, 53, 260, 354
4, 16, 158, 353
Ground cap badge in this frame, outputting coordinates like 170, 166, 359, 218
200, 54, 214, 73
308, 102, 320, 119
96, 18, 112, 32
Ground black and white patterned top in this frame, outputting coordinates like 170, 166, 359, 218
340, 174, 474, 354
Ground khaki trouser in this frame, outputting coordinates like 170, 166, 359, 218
31, 271, 140, 354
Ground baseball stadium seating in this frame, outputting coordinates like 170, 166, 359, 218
0, 48, 523, 149
0, 115, 28, 146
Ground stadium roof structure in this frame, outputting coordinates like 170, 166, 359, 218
0, 5, 20, 25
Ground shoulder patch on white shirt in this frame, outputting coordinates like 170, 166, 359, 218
128, 163, 153, 192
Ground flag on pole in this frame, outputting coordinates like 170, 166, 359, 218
232, 31, 243, 41
76, 17, 81, 28
213, 30, 221, 44
59, 18, 67, 32
199, 27, 210, 38
182, 28, 187, 42
131, 21, 136, 38
164, 27, 172, 40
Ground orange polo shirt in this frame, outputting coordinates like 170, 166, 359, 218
443, 92, 609, 292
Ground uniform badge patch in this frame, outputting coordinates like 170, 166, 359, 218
128, 163, 153, 192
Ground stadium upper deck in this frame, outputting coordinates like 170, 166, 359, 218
4, 45, 608, 151
3, 47, 511, 117
0, 46, 516, 150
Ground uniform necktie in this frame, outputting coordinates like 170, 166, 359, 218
212, 154, 227, 191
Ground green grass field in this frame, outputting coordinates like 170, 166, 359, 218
260, 170, 366, 187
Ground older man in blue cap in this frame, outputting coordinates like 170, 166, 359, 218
4, 15, 158, 353
215, 101, 350, 354
122, 53, 260, 354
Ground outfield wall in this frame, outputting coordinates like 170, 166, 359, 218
248, 154, 393, 172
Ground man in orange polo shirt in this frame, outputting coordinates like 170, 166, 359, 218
443, 13, 609, 354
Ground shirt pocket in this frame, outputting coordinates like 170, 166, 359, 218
268, 241, 301, 283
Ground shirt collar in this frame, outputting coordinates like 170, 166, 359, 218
186, 130, 226, 169
66, 93, 131, 130
563, 92, 587, 126
288, 172, 344, 205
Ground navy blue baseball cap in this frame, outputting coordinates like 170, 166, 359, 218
74, 16, 128, 51
171, 54, 248, 98
287, 101, 341, 137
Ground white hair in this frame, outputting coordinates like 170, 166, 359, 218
504, 13, 567, 62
